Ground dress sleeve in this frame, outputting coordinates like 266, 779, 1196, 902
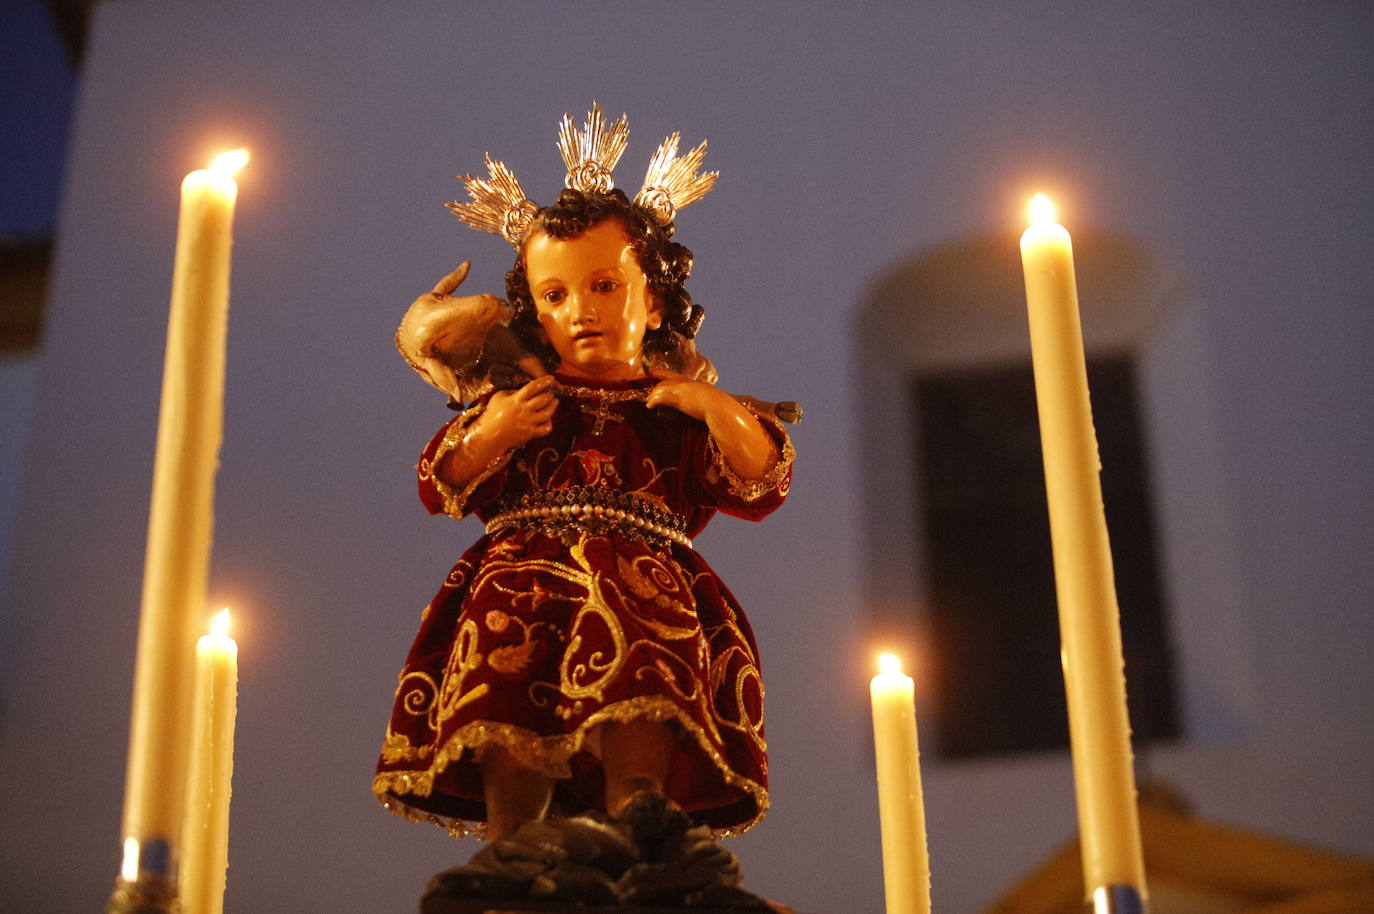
695, 403, 795, 521
416, 400, 513, 520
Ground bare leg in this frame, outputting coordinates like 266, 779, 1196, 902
600, 718, 677, 814
482, 743, 553, 842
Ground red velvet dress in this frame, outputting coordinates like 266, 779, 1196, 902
373, 374, 793, 837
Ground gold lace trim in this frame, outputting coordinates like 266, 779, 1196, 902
425, 405, 514, 520
372, 694, 768, 840
705, 406, 795, 503
377, 792, 489, 839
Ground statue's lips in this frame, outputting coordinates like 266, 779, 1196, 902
573, 331, 604, 342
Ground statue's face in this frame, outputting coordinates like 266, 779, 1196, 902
525, 219, 662, 381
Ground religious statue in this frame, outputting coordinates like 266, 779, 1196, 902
376, 104, 799, 911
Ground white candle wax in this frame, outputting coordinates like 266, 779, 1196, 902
1019, 194, 1147, 899
870, 653, 932, 914
180, 610, 239, 914
118, 150, 246, 878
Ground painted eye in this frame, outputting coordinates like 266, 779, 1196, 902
542, 289, 565, 304
593, 279, 619, 293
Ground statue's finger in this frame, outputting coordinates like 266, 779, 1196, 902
520, 374, 561, 399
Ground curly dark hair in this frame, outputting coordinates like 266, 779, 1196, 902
506, 188, 705, 373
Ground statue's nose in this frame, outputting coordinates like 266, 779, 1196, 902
570, 295, 598, 324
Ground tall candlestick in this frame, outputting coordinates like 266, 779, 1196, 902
1019, 194, 1147, 909
112, 149, 248, 911
870, 653, 932, 914
180, 609, 239, 914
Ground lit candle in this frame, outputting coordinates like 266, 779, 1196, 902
1019, 194, 1147, 903
117, 149, 248, 890
180, 609, 239, 914
870, 653, 931, 914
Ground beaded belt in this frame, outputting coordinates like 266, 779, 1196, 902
485, 486, 692, 549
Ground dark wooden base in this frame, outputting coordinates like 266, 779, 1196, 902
422, 900, 799, 914
417, 795, 803, 914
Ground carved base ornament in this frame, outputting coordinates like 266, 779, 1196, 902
421, 792, 794, 913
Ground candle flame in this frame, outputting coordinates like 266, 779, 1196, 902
878, 652, 902, 675
210, 148, 251, 177
1029, 193, 1057, 226
211, 608, 231, 637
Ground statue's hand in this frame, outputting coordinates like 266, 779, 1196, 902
433, 375, 563, 489
473, 375, 563, 455
645, 368, 719, 422
648, 369, 777, 480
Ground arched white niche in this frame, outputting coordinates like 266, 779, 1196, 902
852, 229, 1255, 751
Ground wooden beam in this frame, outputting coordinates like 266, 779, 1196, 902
1246, 882, 1374, 914
1137, 804, 1374, 900
0, 236, 51, 353
42, 0, 99, 65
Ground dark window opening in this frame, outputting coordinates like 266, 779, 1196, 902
915, 356, 1179, 759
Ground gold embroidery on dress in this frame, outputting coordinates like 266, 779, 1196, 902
615, 553, 661, 600
485, 610, 554, 677
558, 540, 628, 703
526, 445, 564, 491
396, 668, 437, 715
736, 664, 765, 739
483, 538, 524, 563
628, 458, 674, 505
607, 555, 699, 642
571, 448, 623, 487
436, 619, 489, 725
700, 642, 766, 751
629, 651, 701, 707
445, 559, 473, 588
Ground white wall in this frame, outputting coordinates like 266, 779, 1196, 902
0, 355, 40, 617
2, 3, 1370, 912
